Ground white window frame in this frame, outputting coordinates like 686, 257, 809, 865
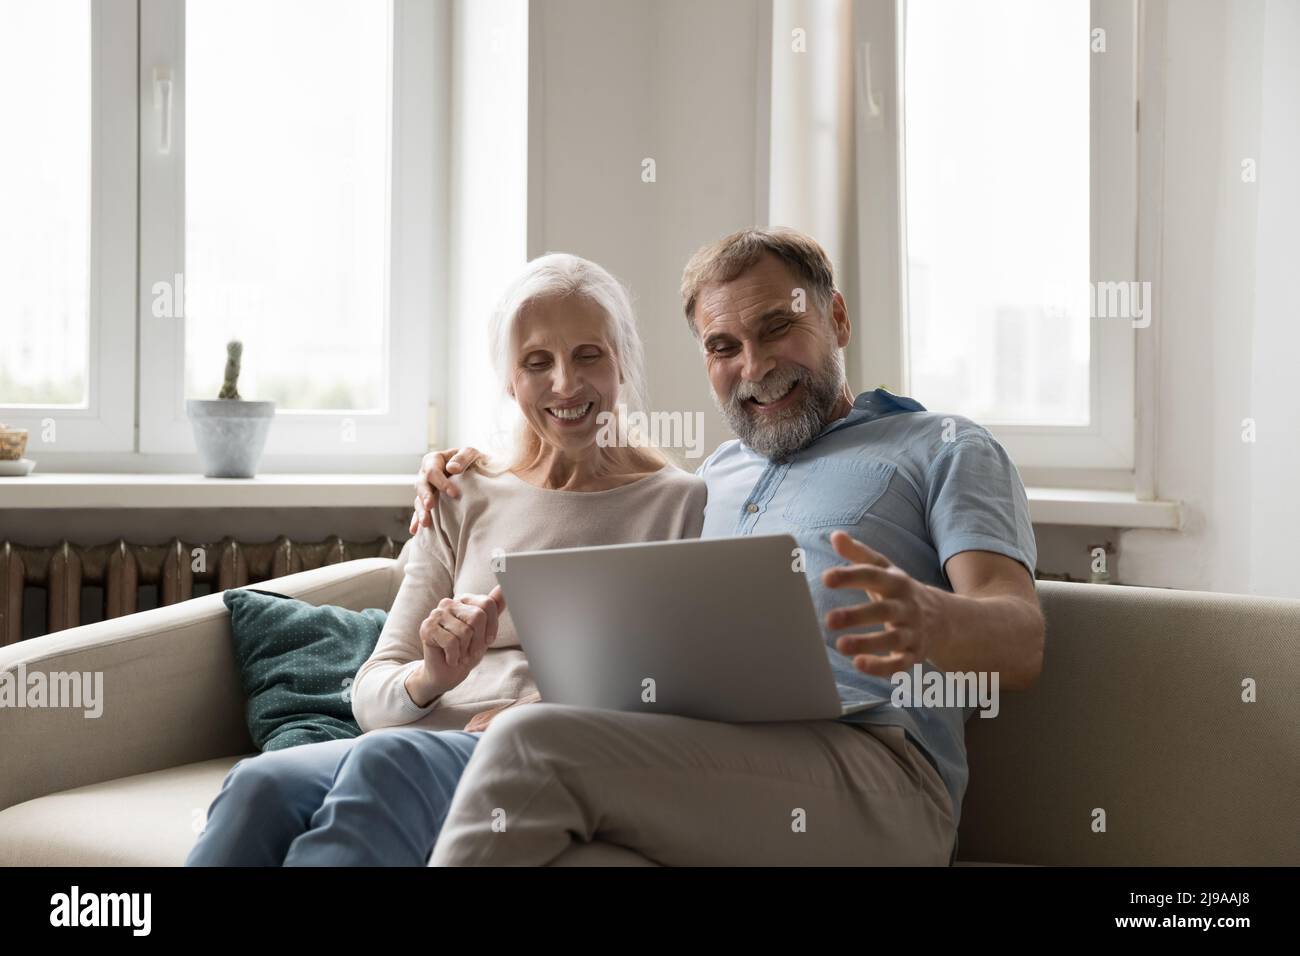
855, 0, 1139, 483
0, 0, 138, 454
136, 0, 439, 458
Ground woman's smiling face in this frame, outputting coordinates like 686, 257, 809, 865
509, 292, 622, 455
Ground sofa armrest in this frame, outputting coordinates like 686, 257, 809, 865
0, 557, 400, 813
959, 580, 1300, 865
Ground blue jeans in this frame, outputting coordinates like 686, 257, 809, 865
185, 729, 482, 866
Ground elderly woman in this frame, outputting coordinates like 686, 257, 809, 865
186, 254, 705, 866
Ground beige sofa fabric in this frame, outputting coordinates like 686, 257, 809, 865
959, 580, 1300, 866
0, 758, 241, 866
0, 559, 399, 821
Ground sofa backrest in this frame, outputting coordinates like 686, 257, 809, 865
958, 580, 1300, 865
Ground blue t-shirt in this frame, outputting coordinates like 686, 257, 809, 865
697, 388, 1037, 830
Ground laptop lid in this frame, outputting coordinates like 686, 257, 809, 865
495, 534, 843, 722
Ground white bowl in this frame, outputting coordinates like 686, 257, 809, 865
0, 458, 36, 477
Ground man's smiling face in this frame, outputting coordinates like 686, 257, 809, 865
692, 252, 853, 461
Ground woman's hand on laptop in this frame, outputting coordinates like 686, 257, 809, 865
411, 586, 506, 702
821, 530, 950, 678
409, 446, 485, 534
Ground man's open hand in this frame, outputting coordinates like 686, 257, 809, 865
821, 530, 953, 678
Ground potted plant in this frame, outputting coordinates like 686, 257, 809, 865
186, 340, 275, 478
0, 422, 34, 476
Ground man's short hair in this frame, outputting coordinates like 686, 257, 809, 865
679, 226, 836, 337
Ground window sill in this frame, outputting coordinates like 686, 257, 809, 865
0, 476, 1182, 527
1026, 487, 1182, 529
0, 473, 415, 510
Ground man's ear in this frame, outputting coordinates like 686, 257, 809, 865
830, 290, 851, 349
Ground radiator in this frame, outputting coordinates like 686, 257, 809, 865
0, 535, 399, 645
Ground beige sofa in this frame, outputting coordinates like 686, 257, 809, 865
2, 547, 1297, 866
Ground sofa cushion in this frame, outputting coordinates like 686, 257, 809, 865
0, 756, 246, 866
224, 589, 385, 751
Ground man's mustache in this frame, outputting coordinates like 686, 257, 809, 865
728, 367, 808, 408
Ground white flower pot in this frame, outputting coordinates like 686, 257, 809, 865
186, 399, 276, 478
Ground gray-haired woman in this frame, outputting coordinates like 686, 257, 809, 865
186, 254, 705, 866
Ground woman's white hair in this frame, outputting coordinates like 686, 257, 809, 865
483, 253, 657, 468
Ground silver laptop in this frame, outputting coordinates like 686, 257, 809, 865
493, 534, 844, 722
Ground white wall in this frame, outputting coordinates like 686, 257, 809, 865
1246, 0, 1300, 598
1119, 0, 1300, 597
518, 0, 768, 464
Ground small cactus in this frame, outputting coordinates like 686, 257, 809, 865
218, 340, 243, 400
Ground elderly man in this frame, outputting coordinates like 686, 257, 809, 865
412, 227, 1043, 866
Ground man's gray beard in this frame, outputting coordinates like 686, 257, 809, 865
714, 349, 847, 462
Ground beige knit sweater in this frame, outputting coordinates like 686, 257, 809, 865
351, 463, 707, 733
